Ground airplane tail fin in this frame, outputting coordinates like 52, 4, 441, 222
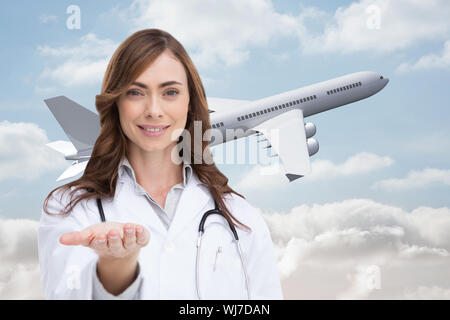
44, 96, 100, 152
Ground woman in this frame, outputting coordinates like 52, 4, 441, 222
38, 28, 283, 300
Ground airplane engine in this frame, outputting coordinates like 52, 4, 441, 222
307, 138, 319, 156
305, 122, 316, 138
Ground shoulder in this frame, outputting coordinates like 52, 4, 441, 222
222, 192, 269, 236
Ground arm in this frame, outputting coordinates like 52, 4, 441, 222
38, 191, 149, 299
38, 197, 98, 299
93, 260, 142, 299
97, 254, 139, 295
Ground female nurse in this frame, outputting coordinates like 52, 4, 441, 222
38, 28, 283, 300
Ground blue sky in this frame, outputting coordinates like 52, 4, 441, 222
1, 0, 448, 220
1, 0, 450, 299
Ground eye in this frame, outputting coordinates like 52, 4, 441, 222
126, 89, 143, 96
165, 89, 179, 97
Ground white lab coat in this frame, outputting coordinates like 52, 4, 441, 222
38, 168, 283, 299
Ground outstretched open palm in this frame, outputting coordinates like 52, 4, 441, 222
59, 222, 150, 260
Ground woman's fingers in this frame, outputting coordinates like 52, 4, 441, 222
92, 235, 108, 253
107, 229, 124, 256
136, 225, 150, 246
123, 224, 137, 250
60, 228, 94, 246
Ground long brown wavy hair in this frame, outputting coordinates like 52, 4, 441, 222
43, 28, 250, 232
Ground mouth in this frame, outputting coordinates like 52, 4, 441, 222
137, 124, 170, 137
137, 125, 170, 132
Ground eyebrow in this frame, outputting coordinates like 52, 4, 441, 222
131, 80, 183, 89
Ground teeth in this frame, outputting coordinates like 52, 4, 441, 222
143, 127, 165, 132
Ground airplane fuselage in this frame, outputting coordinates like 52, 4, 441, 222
62, 71, 388, 159
208, 71, 389, 146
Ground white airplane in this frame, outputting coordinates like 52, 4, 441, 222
45, 71, 389, 182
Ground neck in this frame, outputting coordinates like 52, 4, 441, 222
127, 144, 184, 193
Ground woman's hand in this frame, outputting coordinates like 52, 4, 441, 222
59, 222, 150, 295
59, 221, 150, 261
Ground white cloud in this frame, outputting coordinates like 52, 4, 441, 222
300, 0, 450, 55
236, 152, 393, 191
2, 200, 450, 299
0, 219, 43, 299
0, 120, 68, 182
336, 264, 382, 299
401, 285, 450, 300
103, 0, 450, 70
37, 33, 118, 87
236, 163, 287, 191
372, 168, 450, 191
305, 152, 393, 181
260, 198, 450, 299
121, 0, 300, 68
396, 39, 450, 73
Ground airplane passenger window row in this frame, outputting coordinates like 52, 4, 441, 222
327, 81, 362, 95
236, 95, 317, 121
212, 122, 224, 128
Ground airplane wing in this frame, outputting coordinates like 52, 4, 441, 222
206, 97, 250, 113
253, 109, 311, 182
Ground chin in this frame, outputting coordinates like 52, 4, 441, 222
140, 140, 175, 153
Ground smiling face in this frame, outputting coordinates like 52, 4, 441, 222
117, 50, 190, 159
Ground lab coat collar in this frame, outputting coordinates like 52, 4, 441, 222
118, 156, 193, 188
115, 156, 210, 238
167, 172, 210, 238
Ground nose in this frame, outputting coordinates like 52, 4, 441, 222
144, 96, 164, 118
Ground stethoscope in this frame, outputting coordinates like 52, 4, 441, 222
96, 198, 251, 300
